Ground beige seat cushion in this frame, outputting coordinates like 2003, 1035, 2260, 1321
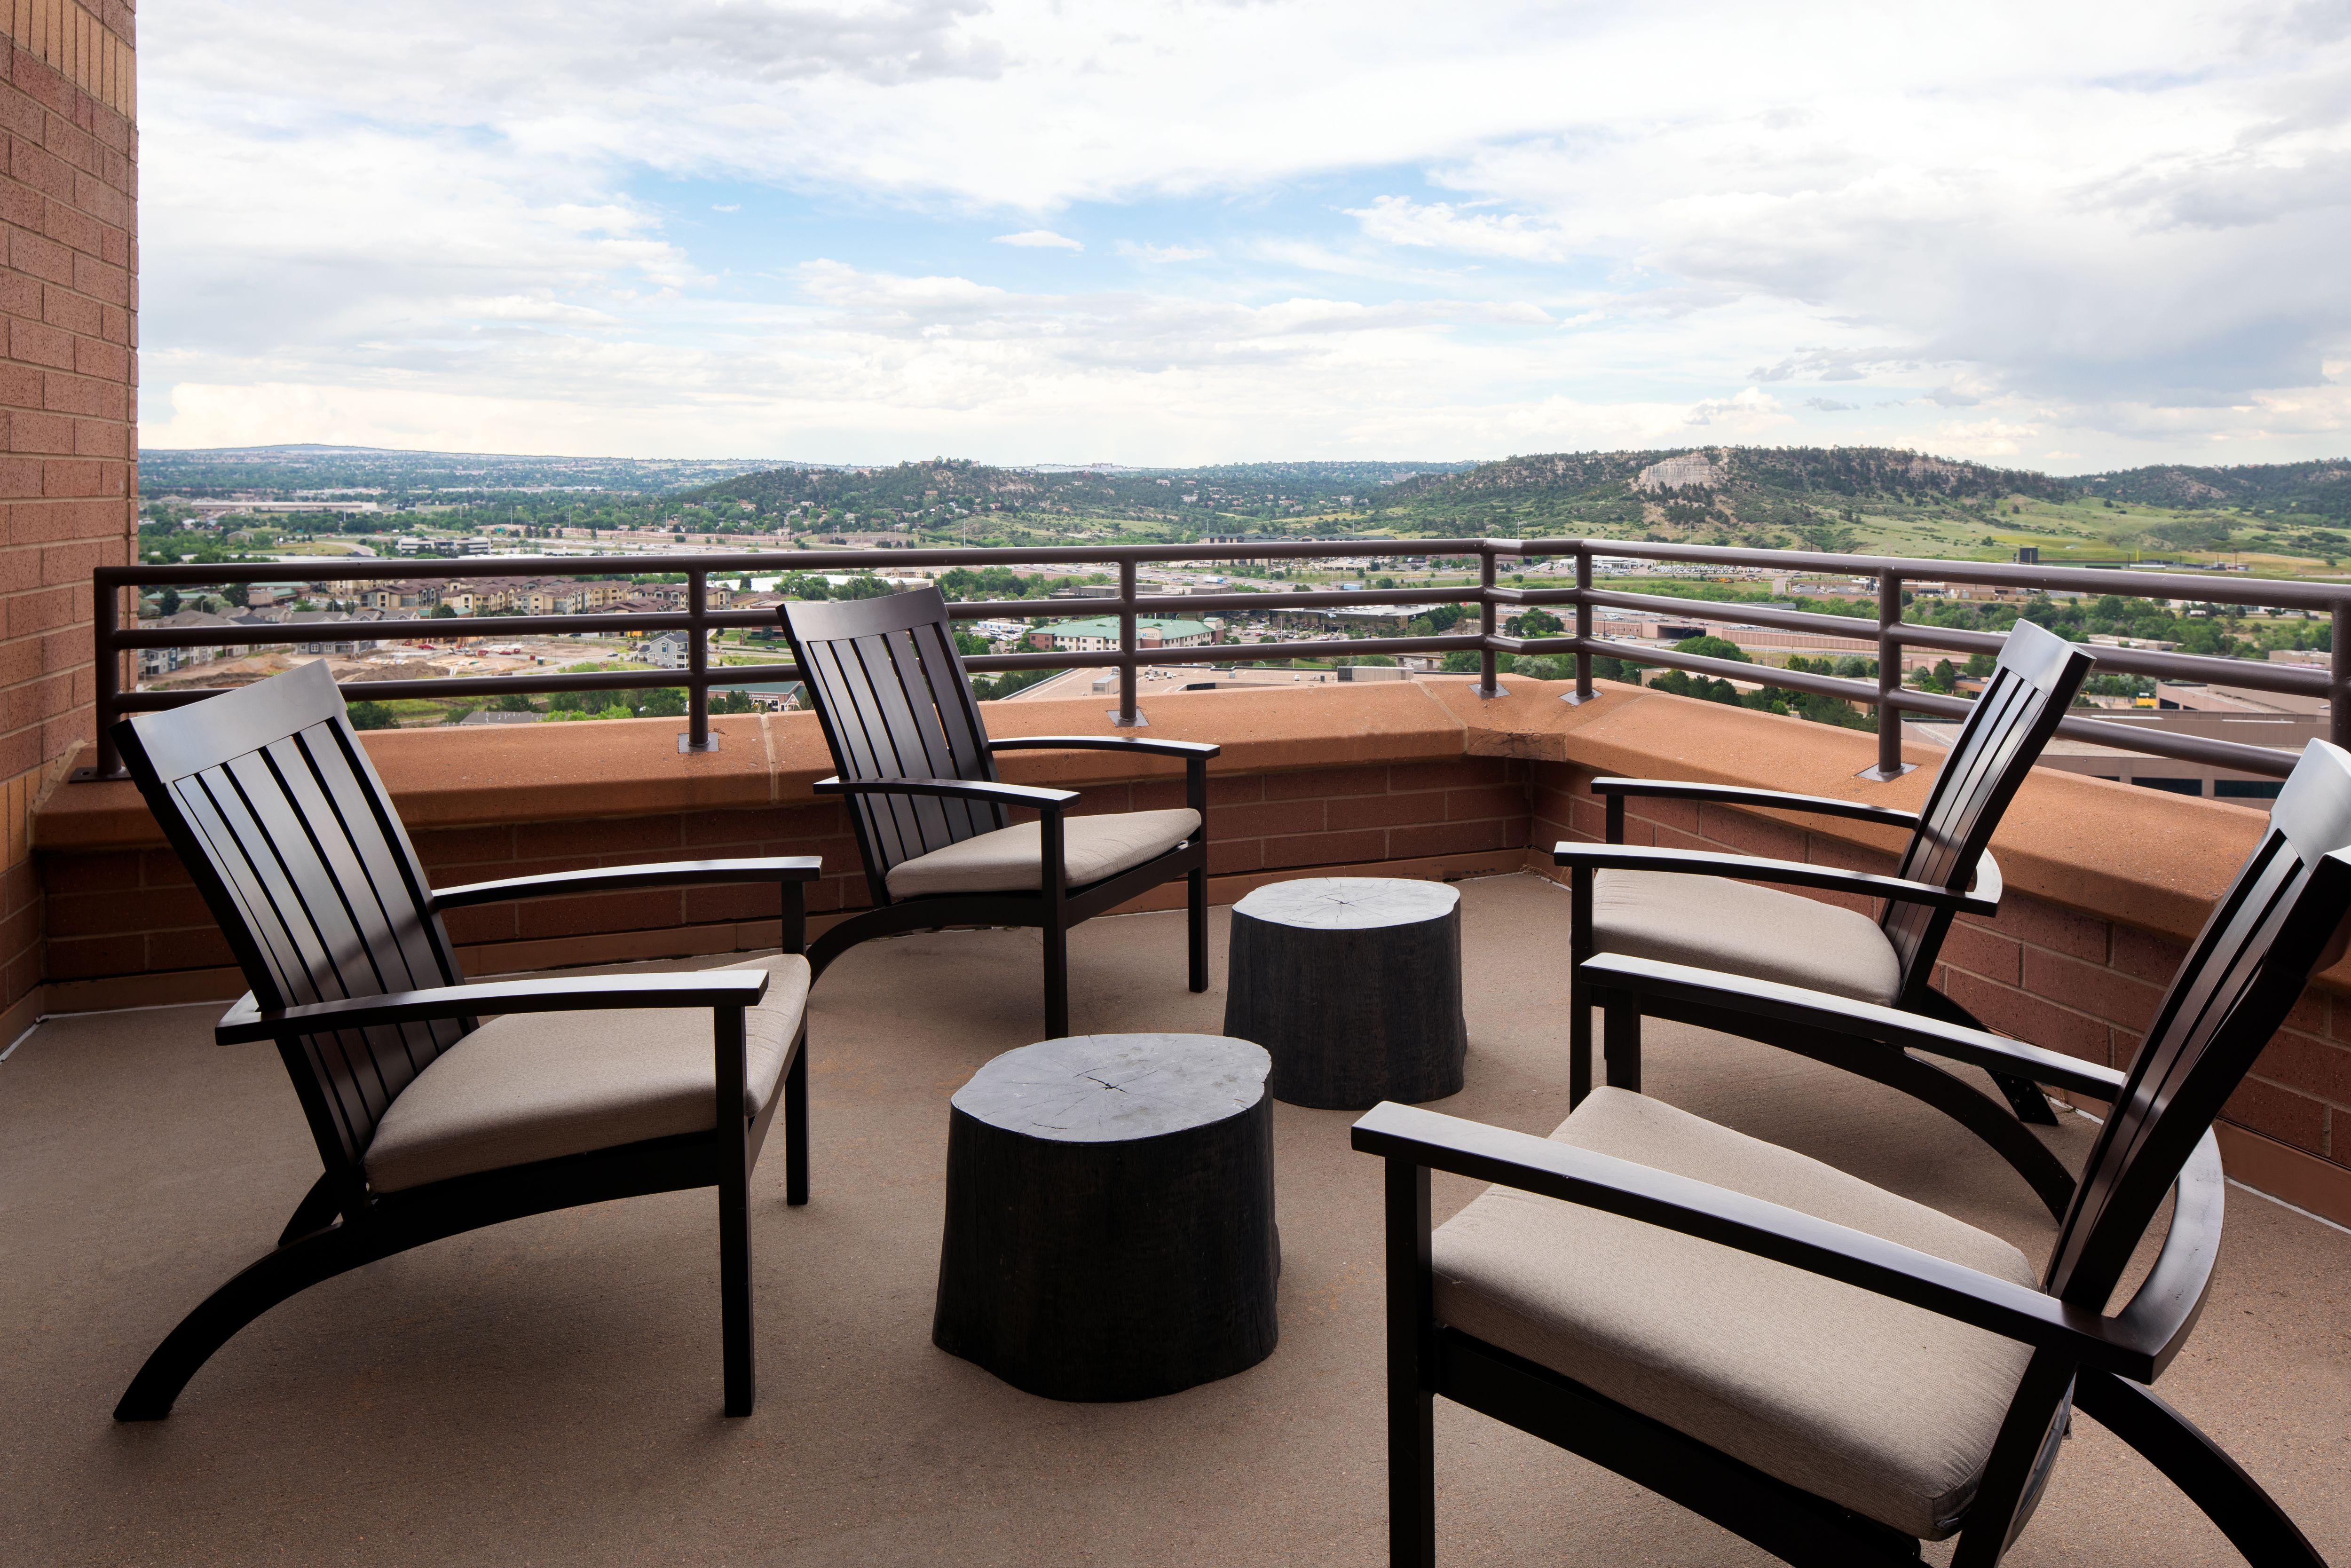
1593, 867, 1901, 1004
885, 807, 1200, 898
364, 954, 811, 1193
1432, 1088, 2037, 1540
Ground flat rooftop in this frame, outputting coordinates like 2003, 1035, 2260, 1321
3, 875, 2345, 1565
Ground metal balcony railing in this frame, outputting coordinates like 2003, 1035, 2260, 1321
83, 538, 2351, 782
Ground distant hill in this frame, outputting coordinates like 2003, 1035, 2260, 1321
1363, 446, 2075, 548
679, 457, 1473, 527
138, 445, 787, 496
2081, 460, 2351, 520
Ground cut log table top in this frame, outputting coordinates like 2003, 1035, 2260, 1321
949, 1033, 1270, 1144
1230, 876, 1459, 931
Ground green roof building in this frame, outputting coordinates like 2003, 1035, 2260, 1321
1032, 616, 1213, 652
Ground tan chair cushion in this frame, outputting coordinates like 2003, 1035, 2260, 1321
885, 807, 1200, 898
1432, 1088, 2037, 1540
1593, 867, 1901, 1004
364, 953, 811, 1193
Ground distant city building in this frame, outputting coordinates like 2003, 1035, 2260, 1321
634, 630, 698, 669
1031, 616, 1213, 653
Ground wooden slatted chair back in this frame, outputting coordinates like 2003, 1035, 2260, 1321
781, 588, 1003, 898
1883, 619, 2094, 998
113, 661, 470, 1177
2048, 738, 2351, 1309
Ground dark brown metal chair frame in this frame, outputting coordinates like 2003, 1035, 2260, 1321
1554, 618, 2095, 1217
108, 661, 821, 1421
1357, 737, 2351, 1567
781, 589, 1219, 1038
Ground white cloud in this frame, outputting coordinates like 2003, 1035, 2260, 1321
1345, 195, 1575, 262
139, 0, 2351, 467
1116, 241, 1211, 262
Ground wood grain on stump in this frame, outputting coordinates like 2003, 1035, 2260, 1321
1223, 876, 1467, 1109
932, 1033, 1279, 1403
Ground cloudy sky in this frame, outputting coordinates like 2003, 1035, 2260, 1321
139, 0, 2351, 471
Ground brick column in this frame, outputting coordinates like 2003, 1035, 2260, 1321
0, 0, 134, 1041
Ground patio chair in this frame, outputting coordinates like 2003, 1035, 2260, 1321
1357, 736, 2351, 1567
1554, 618, 2094, 1216
781, 588, 1218, 1038
109, 660, 820, 1420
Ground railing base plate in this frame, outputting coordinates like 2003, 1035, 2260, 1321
1108, 709, 1151, 728
678, 735, 720, 754
1561, 690, 1601, 707
1473, 684, 1509, 699
1855, 762, 1917, 782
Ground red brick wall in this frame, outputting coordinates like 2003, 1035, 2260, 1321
0, 2, 134, 1037
42, 757, 1534, 1001
1533, 759, 2349, 1180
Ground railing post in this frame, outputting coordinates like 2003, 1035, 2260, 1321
1565, 544, 1595, 706
2334, 604, 2350, 751
1862, 570, 1913, 780
1475, 546, 1505, 698
1112, 557, 1144, 727
681, 568, 716, 753
81, 569, 124, 780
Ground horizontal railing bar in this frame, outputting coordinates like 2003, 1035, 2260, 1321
2044, 645, 2326, 696
1564, 639, 1891, 709
118, 667, 713, 711
2049, 716, 2300, 778
1579, 587, 1879, 642
96, 538, 1497, 589
1528, 537, 2351, 612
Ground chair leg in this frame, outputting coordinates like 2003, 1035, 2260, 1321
1602, 995, 1642, 1094
719, 1143, 755, 1418
1919, 987, 2059, 1125
1569, 969, 1593, 1107
1187, 863, 1209, 993
1044, 918, 1071, 1039
2074, 1368, 2326, 1567
1386, 1160, 1436, 1568
115, 1223, 378, 1420
782, 1035, 809, 1208
276, 1172, 344, 1247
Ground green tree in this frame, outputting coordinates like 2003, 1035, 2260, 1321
1514, 607, 1566, 637
432, 603, 459, 618
1593, 656, 1644, 685
1672, 633, 1751, 664
494, 693, 536, 712
1649, 670, 1739, 704
639, 687, 689, 718
346, 701, 397, 730
158, 588, 181, 617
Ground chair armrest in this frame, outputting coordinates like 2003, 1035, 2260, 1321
1552, 842, 1997, 916
1350, 1101, 2164, 1380
433, 857, 823, 910
988, 735, 1221, 760
216, 971, 771, 1046
815, 775, 1077, 810
1576, 953, 2127, 1100
1591, 776, 1921, 830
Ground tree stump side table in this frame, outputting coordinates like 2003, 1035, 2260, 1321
1223, 876, 1467, 1109
932, 1033, 1279, 1403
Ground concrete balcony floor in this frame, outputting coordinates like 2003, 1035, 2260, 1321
4, 874, 2347, 1566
